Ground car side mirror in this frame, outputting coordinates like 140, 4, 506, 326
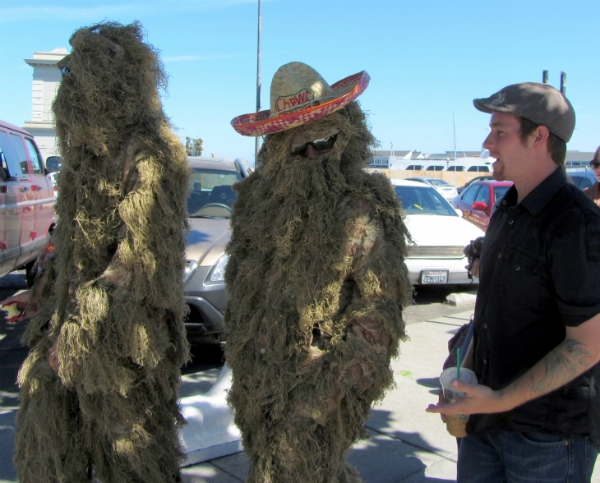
472, 201, 488, 211
46, 156, 62, 173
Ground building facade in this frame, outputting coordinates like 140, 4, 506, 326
23, 48, 68, 162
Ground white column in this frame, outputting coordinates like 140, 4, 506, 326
23, 48, 68, 161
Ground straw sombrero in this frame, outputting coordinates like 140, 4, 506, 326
231, 62, 370, 137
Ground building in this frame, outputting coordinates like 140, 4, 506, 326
369, 148, 597, 170
23, 48, 68, 162
370, 150, 424, 168
564, 150, 597, 167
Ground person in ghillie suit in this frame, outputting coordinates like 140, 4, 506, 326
14, 21, 190, 482
227, 62, 412, 482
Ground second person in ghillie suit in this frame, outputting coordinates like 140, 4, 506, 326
226, 62, 412, 482
15, 21, 190, 482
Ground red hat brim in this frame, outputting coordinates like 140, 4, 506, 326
231, 71, 370, 137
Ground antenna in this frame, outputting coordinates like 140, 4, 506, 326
560, 72, 567, 95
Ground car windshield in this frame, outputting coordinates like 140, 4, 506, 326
395, 185, 458, 216
493, 186, 511, 202
425, 178, 449, 186
187, 168, 242, 218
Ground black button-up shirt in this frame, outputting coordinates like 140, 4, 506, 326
468, 167, 600, 442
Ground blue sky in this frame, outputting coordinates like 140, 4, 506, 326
1, 0, 598, 163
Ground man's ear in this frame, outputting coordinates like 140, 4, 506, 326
533, 125, 550, 146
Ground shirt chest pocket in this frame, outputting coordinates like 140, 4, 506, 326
500, 247, 543, 329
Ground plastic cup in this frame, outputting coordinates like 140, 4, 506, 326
439, 367, 477, 438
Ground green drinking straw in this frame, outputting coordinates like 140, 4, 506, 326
456, 347, 462, 380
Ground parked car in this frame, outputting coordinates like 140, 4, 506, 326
452, 180, 513, 232
183, 156, 250, 345
404, 176, 458, 201
566, 168, 597, 190
456, 175, 494, 194
46, 156, 62, 197
0, 120, 57, 285
391, 179, 484, 286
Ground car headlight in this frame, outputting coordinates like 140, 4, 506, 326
183, 260, 198, 284
205, 254, 230, 284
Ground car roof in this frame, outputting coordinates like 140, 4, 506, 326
0, 119, 32, 136
188, 156, 239, 171
473, 180, 513, 186
390, 179, 434, 187
569, 171, 595, 178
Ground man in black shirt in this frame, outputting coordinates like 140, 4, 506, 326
427, 83, 600, 482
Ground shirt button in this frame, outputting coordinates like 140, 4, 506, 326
482, 323, 488, 329
483, 359, 487, 365
508, 219, 514, 225
502, 200, 507, 205
515, 265, 521, 271
498, 253, 502, 259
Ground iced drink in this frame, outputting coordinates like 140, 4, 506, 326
439, 367, 477, 438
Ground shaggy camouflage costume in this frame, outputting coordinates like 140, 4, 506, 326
225, 101, 412, 482
15, 22, 190, 482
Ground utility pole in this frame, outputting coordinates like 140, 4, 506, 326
254, 0, 262, 161
453, 113, 457, 161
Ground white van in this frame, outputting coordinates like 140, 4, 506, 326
422, 162, 447, 172
389, 159, 447, 171
0, 119, 57, 284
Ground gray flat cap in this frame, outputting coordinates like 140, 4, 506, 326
473, 82, 575, 142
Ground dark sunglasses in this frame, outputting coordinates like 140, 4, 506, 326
290, 133, 339, 158
590, 162, 600, 170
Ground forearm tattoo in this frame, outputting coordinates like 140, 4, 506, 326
530, 339, 592, 396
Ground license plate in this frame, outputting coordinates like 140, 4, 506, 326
421, 270, 449, 284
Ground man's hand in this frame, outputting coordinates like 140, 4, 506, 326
427, 379, 509, 416
437, 390, 447, 422
466, 259, 480, 279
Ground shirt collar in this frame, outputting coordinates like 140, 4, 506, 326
501, 167, 567, 216
521, 167, 567, 216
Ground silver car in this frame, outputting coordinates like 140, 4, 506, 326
183, 156, 250, 345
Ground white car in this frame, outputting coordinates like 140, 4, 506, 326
404, 176, 458, 202
391, 179, 484, 286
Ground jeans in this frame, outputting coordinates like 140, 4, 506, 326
457, 429, 598, 483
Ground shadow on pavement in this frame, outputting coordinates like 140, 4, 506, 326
417, 376, 444, 396
367, 406, 446, 455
